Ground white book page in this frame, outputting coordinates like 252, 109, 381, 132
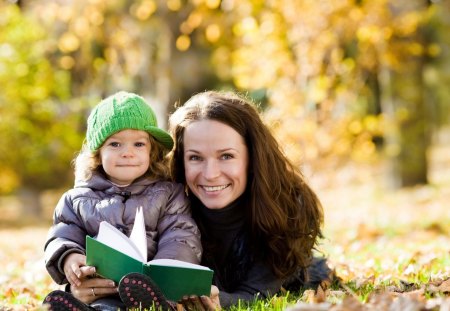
149, 258, 211, 270
129, 206, 147, 262
96, 221, 144, 262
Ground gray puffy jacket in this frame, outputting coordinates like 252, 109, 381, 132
44, 173, 202, 284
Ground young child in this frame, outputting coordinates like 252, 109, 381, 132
43, 91, 202, 310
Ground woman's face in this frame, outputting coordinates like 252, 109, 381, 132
183, 120, 249, 209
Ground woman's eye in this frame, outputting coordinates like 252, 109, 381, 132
188, 155, 201, 161
221, 154, 233, 160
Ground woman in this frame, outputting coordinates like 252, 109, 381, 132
62, 90, 330, 310
170, 90, 328, 309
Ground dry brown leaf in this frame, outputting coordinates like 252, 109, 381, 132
354, 275, 375, 289
425, 297, 450, 310
401, 289, 426, 302
304, 289, 317, 303
302, 284, 330, 304
328, 290, 347, 299
314, 284, 327, 303
438, 278, 450, 293
389, 295, 425, 311
330, 296, 364, 311
366, 292, 393, 310
285, 302, 332, 311
356, 224, 382, 240
4, 287, 15, 298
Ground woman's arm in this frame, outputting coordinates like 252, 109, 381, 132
218, 260, 283, 308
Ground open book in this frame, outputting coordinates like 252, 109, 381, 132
86, 207, 213, 301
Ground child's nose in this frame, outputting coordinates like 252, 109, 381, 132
121, 145, 134, 157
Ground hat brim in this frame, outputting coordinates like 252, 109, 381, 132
145, 126, 174, 150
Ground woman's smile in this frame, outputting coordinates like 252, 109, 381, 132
201, 184, 230, 192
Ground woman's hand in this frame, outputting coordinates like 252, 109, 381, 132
179, 285, 221, 311
64, 255, 117, 304
70, 271, 117, 304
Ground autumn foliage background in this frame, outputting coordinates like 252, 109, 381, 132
0, 0, 449, 310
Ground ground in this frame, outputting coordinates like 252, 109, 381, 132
0, 145, 449, 310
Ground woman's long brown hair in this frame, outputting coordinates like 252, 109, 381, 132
169, 90, 323, 277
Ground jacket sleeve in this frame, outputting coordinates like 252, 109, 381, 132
218, 260, 283, 308
154, 183, 202, 264
44, 192, 87, 284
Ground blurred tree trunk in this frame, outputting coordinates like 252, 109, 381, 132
381, 0, 432, 188
18, 187, 42, 219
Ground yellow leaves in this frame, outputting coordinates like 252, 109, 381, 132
232, 17, 258, 38
357, 25, 384, 44
167, 0, 182, 11
59, 55, 75, 70
72, 16, 90, 37
58, 32, 80, 53
14, 63, 29, 77
85, 6, 104, 27
308, 76, 331, 103
427, 43, 441, 57
205, 0, 221, 9
0, 168, 19, 194
348, 120, 363, 136
395, 12, 423, 37
205, 24, 221, 43
181, 12, 203, 34
176, 35, 191, 51
211, 46, 232, 80
131, 0, 157, 20
0, 227, 58, 308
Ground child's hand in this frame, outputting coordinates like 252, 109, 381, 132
63, 253, 92, 287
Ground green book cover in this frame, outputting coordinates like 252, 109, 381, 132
86, 216, 213, 301
85, 225, 213, 301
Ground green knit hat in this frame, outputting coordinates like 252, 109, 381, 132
86, 91, 174, 151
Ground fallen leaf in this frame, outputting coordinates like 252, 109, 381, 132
285, 302, 332, 311
366, 292, 394, 310
354, 275, 375, 289
438, 278, 450, 293
330, 296, 364, 311
314, 283, 327, 303
390, 295, 425, 311
401, 288, 426, 302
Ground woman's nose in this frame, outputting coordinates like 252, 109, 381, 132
203, 160, 220, 179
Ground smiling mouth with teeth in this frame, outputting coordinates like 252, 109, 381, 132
202, 185, 230, 192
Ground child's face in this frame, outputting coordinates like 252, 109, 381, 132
99, 129, 151, 186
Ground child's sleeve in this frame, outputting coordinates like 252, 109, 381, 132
154, 183, 202, 264
44, 192, 87, 284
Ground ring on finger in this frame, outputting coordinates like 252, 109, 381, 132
91, 287, 96, 297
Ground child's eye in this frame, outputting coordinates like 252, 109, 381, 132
109, 142, 120, 147
135, 142, 146, 147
